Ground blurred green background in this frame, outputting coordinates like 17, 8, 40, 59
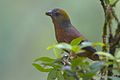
0, 0, 120, 80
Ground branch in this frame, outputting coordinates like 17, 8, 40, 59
99, 0, 120, 79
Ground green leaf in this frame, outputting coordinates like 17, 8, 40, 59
70, 37, 83, 46
80, 41, 92, 48
47, 43, 72, 50
34, 57, 55, 63
72, 45, 81, 53
90, 61, 104, 73
115, 50, 120, 59
71, 57, 85, 67
82, 73, 95, 79
92, 42, 105, 47
109, 76, 120, 80
47, 69, 58, 80
53, 48, 62, 58
57, 71, 65, 80
47, 45, 56, 50
55, 43, 72, 50
32, 63, 53, 72
109, 0, 119, 5
116, 59, 120, 63
96, 51, 115, 60
63, 72, 75, 80
109, 0, 115, 3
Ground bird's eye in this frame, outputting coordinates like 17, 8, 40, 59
54, 12, 60, 16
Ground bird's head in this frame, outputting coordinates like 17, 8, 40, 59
46, 8, 71, 26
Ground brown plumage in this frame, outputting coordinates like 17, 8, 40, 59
46, 8, 99, 60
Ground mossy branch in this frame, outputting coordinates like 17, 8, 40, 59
99, 0, 120, 79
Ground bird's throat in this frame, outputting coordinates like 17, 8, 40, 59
52, 19, 72, 28
52, 20, 74, 43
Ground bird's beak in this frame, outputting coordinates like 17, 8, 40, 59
45, 10, 53, 16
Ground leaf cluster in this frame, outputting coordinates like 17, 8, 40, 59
33, 38, 120, 80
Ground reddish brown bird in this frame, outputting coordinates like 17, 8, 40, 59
46, 8, 99, 60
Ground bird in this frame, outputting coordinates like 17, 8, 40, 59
45, 8, 99, 60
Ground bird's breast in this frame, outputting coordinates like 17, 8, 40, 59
55, 27, 81, 43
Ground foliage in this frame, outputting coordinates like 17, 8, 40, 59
33, 38, 120, 80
